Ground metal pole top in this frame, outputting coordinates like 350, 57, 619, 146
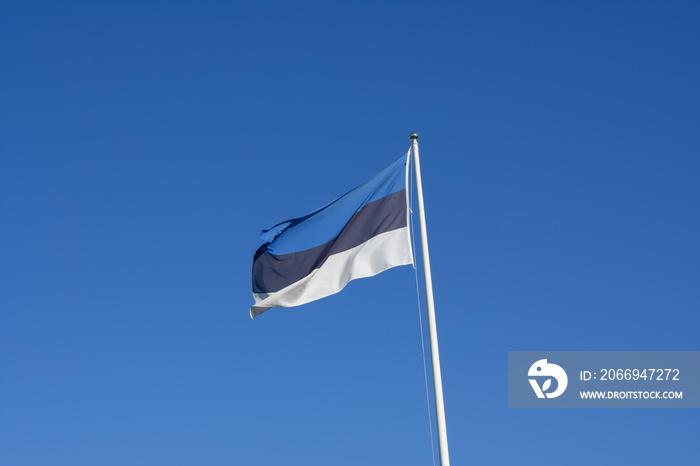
409, 132, 419, 140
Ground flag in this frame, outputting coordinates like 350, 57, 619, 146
250, 152, 414, 318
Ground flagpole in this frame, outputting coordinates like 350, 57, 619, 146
410, 132, 450, 466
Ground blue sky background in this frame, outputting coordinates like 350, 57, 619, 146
1, 1, 698, 465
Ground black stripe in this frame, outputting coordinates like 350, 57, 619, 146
252, 190, 407, 293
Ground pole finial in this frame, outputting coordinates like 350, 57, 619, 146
409, 132, 419, 140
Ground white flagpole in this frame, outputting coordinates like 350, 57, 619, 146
410, 132, 451, 466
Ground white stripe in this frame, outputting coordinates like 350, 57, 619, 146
250, 226, 413, 318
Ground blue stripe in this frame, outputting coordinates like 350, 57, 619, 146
260, 153, 408, 255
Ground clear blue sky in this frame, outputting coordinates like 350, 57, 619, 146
1, 1, 698, 465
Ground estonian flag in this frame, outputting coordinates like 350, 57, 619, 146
250, 152, 414, 318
